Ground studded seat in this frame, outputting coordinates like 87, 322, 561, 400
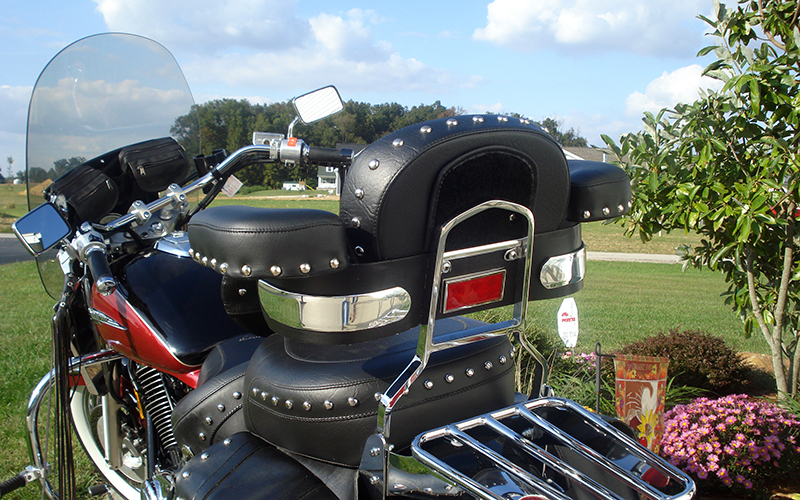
187, 115, 630, 345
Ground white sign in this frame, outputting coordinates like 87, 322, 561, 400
222, 175, 243, 197
557, 297, 579, 349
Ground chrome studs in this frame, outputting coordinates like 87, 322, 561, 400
238, 288, 247, 296
446, 118, 458, 127
348, 397, 359, 407
354, 188, 364, 199
420, 125, 432, 134
602, 207, 610, 216
271, 396, 279, 406
201, 256, 208, 266
210, 258, 217, 269
241, 265, 252, 277
219, 262, 228, 274
260, 391, 268, 401
465, 367, 475, 377
285, 400, 293, 410
217, 404, 226, 412
445, 374, 455, 384
252, 387, 259, 396
303, 401, 312, 411
583, 211, 591, 220
324, 400, 334, 410
368, 159, 380, 170
200, 452, 209, 461
424, 380, 434, 390
497, 116, 509, 122
618, 204, 625, 213
270, 265, 282, 277
233, 391, 242, 400
472, 116, 484, 123
485, 361, 493, 371
198, 432, 206, 441
223, 438, 232, 446
352, 217, 361, 228
354, 246, 365, 256
299, 263, 311, 274
182, 471, 191, 479
374, 392, 382, 401
205, 417, 213, 425
392, 138, 404, 148
499, 355, 507, 365
330, 258, 340, 269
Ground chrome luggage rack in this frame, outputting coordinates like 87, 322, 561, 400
411, 397, 695, 500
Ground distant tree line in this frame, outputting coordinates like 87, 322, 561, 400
171, 99, 589, 188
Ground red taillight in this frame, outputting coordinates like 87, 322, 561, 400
443, 270, 506, 313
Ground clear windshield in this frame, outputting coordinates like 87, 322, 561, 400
26, 33, 197, 297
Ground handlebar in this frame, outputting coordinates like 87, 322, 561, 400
306, 146, 354, 166
93, 139, 352, 234
84, 244, 116, 296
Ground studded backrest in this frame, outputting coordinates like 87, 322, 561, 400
339, 116, 570, 263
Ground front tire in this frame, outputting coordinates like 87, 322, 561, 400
70, 386, 145, 500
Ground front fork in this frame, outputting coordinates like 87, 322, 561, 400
25, 349, 122, 499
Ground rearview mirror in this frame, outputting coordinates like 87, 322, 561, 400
12, 203, 71, 256
292, 86, 344, 124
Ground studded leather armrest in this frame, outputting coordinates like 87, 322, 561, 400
187, 206, 350, 280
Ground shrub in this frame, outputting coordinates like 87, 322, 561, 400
661, 395, 800, 496
619, 329, 749, 395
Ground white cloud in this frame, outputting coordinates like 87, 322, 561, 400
625, 64, 723, 116
473, 0, 707, 56
92, 0, 310, 51
0, 85, 31, 133
91, 1, 479, 97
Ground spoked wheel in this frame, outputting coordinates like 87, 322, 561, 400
70, 386, 146, 500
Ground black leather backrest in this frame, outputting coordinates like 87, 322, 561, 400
340, 116, 570, 262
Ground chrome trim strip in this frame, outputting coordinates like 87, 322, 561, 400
88, 307, 126, 330
257, 281, 411, 332
540, 247, 586, 289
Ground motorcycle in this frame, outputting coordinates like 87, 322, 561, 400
3, 33, 695, 500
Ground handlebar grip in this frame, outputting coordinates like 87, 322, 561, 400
306, 147, 353, 166
85, 246, 116, 296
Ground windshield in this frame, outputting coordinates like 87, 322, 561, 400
26, 33, 197, 297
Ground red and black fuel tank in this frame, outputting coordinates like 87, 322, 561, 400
90, 249, 250, 376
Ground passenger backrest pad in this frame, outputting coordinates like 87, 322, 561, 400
340, 116, 570, 262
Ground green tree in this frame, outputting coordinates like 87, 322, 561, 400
539, 117, 589, 147
603, 0, 800, 398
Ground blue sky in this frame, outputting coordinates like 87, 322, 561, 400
1, 0, 722, 177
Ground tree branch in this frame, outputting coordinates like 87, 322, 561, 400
758, 0, 788, 50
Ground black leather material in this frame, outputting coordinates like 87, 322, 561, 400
243, 317, 516, 466
566, 160, 632, 222
173, 361, 251, 455
174, 432, 337, 500
196, 334, 264, 387
220, 276, 273, 335
340, 115, 570, 262
187, 206, 350, 279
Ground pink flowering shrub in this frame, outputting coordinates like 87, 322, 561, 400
661, 394, 800, 495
